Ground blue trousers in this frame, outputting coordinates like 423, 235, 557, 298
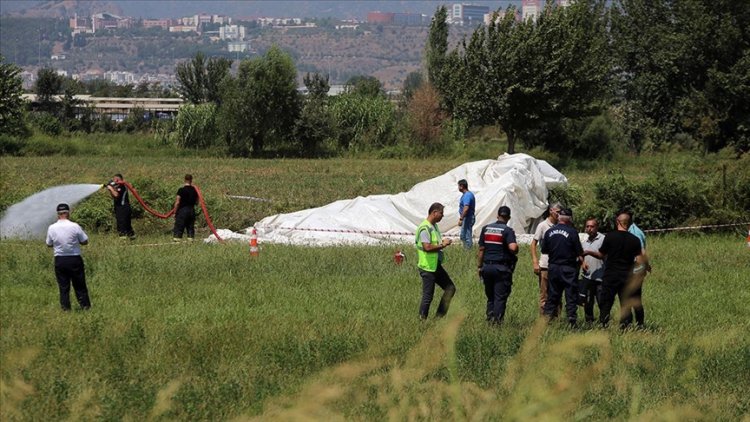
459, 215, 475, 249
545, 264, 579, 324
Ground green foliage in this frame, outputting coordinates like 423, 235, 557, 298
35, 68, 64, 113
173, 103, 219, 149
344, 75, 384, 98
426, 6, 449, 96
295, 98, 333, 157
0, 134, 27, 156
444, 1, 612, 154
330, 93, 398, 151
175, 52, 232, 104
31, 112, 62, 136
401, 71, 424, 102
219, 46, 300, 157
0, 55, 31, 139
303, 72, 330, 99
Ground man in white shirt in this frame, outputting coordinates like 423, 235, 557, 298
46, 203, 91, 311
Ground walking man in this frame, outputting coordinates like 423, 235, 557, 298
457, 179, 476, 249
416, 203, 456, 319
584, 211, 642, 328
541, 208, 584, 327
530, 203, 562, 315
46, 203, 91, 311
580, 218, 605, 323
106, 173, 135, 239
173, 174, 198, 241
477, 206, 519, 325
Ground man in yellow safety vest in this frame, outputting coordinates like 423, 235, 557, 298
415, 202, 456, 320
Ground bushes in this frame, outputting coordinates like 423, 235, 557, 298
31, 112, 62, 136
569, 162, 749, 231
173, 103, 218, 149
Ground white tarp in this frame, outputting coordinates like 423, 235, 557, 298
211, 153, 567, 246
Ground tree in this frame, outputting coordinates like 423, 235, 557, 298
35, 67, 64, 113
426, 6, 449, 97
303, 72, 330, 99
407, 83, 446, 153
0, 55, 30, 138
219, 46, 300, 156
176, 51, 232, 104
344, 75, 383, 98
443, 1, 611, 154
402, 71, 424, 101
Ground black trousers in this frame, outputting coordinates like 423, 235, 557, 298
545, 264, 579, 324
482, 264, 513, 323
419, 265, 456, 319
114, 204, 134, 237
54, 256, 90, 310
173, 207, 196, 238
600, 275, 644, 328
579, 277, 602, 322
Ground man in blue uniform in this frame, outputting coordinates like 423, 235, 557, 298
541, 208, 584, 327
457, 179, 476, 249
477, 206, 519, 325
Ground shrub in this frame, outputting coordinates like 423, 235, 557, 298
32, 112, 63, 136
0, 134, 27, 156
173, 103, 218, 149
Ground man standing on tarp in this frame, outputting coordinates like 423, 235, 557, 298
173, 174, 198, 242
416, 202, 456, 320
106, 173, 135, 239
457, 179, 476, 249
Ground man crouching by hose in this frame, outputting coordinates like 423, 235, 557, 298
477, 206, 519, 325
173, 174, 198, 242
105, 173, 135, 240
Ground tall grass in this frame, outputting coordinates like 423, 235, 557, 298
1, 234, 748, 420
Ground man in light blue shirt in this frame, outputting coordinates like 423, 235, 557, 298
457, 179, 476, 249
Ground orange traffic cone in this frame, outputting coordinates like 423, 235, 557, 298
249, 228, 259, 257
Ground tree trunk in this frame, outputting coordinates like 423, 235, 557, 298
506, 128, 516, 154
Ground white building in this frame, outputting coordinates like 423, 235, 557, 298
219, 24, 246, 41
522, 0, 540, 22
104, 71, 136, 85
227, 41, 251, 53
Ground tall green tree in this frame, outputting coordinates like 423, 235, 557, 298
303, 72, 330, 99
219, 46, 300, 156
444, 1, 611, 154
345, 75, 383, 98
176, 51, 232, 104
426, 6, 449, 98
296, 72, 333, 157
0, 55, 30, 138
35, 67, 64, 113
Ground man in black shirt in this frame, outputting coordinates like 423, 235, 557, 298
477, 206, 519, 324
584, 211, 642, 328
541, 208, 584, 327
173, 174, 198, 241
106, 173, 135, 239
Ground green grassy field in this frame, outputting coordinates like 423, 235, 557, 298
1, 147, 749, 420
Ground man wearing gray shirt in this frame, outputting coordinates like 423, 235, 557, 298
46, 203, 91, 311
580, 218, 605, 323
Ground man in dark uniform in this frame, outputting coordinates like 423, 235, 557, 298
46, 203, 91, 311
584, 211, 643, 329
173, 174, 198, 241
106, 173, 135, 239
541, 208, 584, 327
477, 206, 519, 325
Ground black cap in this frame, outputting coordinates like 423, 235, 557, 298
498, 206, 511, 217
56, 203, 70, 213
559, 208, 573, 217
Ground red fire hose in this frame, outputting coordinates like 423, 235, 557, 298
118, 181, 224, 242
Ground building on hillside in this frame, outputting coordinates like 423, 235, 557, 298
227, 41, 252, 53
219, 24, 246, 40
393, 13, 427, 26
522, 0, 540, 22
92, 13, 132, 31
104, 71, 136, 85
169, 25, 197, 33
450, 4, 490, 26
143, 19, 172, 30
69, 14, 93, 34
367, 11, 394, 24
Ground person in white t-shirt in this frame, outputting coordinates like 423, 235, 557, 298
530, 203, 561, 315
46, 203, 91, 311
